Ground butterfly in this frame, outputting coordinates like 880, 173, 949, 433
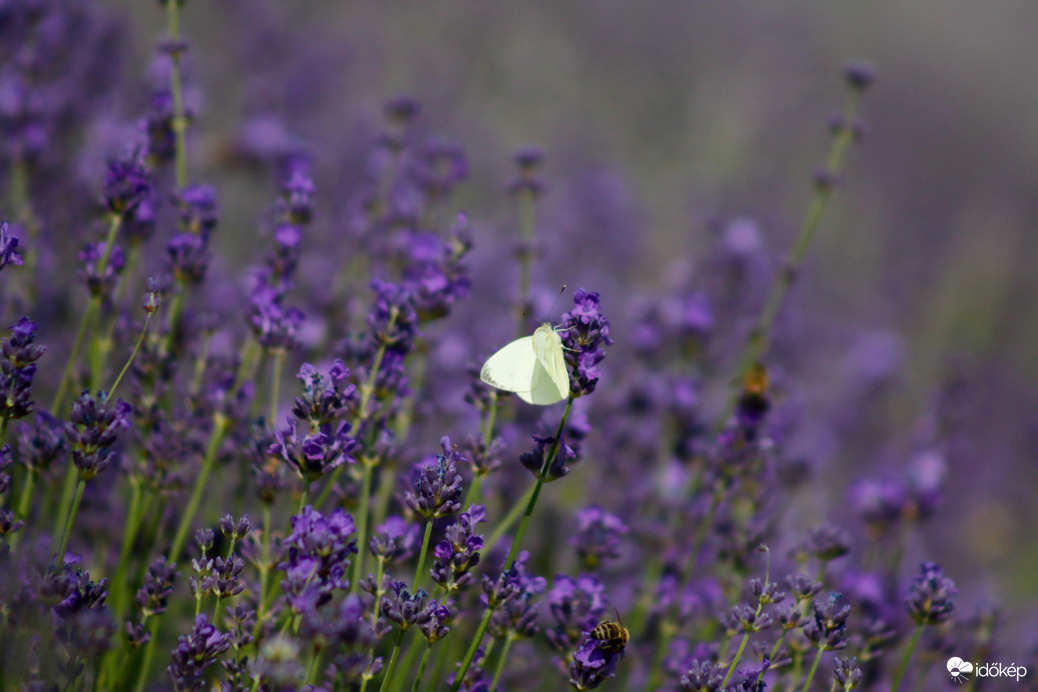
480, 324, 569, 405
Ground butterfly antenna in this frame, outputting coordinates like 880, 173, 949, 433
546, 285, 567, 321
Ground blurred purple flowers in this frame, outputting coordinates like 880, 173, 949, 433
0, 4, 1016, 691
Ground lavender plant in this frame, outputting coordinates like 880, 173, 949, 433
0, 3, 1030, 692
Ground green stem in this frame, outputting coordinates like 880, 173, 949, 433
91, 244, 141, 388
349, 457, 375, 594
413, 520, 434, 589
250, 503, 274, 647
720, 90, 863, 427
51, 213, 122, 415
722, 631, 752, 688
643, 490, 723, 690
462, 475, 483, 511
165, 0, 189, 189
109, 479, 146, 624
801, 644, 827, 692
304, 645, 322, 685
448, 608, 495, 692
162, 288, 185, 359
132, 616, 160, 692
269, 350, 285, 427
169, 412, 228, 560
890, 624, 923, 692
482, 483, 536, 556
490, 634, 516, 692
427, 642, 448, 692
451, 397, 573, 692
54, 478, 86, 564
189, 330, 214, 400
370, 556, 386, 628
410, 645, 433, 692
13, 468, 36, 528
107, 312, 153, 398
515, 187, 538, 336
378, 628, 408, 692
462, 393, 499, 508
757, 629, 790, 687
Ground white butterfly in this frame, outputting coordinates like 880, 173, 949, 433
480, 324, 569, 405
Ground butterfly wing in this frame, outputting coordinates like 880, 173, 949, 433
481, 336, 538, 394
525, 324, 569, 405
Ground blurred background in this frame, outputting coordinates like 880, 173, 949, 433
105, 0, 1038, 628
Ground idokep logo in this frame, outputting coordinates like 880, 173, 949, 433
946, 656, 1028, 684
946, 657, 973, 684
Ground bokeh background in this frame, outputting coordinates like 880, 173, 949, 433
104, 0, 1038, 629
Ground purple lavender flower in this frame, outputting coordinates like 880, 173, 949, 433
397, 214, 472, 321
218, 514, 251, 541
64, 389, 132, 479
142, 89, 177, 163
271, 418, 357, 484
844, 62, 876, 91
462, 435, 503, 479
559, 289, 613, 398
277, 164, 316, 225
51, 569, 115, 670
248, 422, 290, 504
488, 551, 546, 639
380, 94, 421, 151
402, 436, 465, 519
174, 183, 218, 237
803, 591, 851, 651
519, 432, 577, 481
431, 503, 485, 593
78, 241, 126, 299
290, 360, 356, 427
0, 445, 21, 537
248, 284, 305, 352
447, 646, 490, 692
569, 635, 622, 690
166, 614, 229, 691
103, 148, 151, 217
905, 562, 956, 626
680, 658, 726, 691
834, 656, 864, 689
167, 232, 211, 284
726, 603, 774, 634
507, 146, 548, 198
419, 600, 452, 644
369, 515, 419, 564
0, 318, 45, 422
135, 558, 178, 619
122, 189, 158, 245
570, 505, 628, 569
410, 137, 468, 200
367, 278, 419, 351
277, 505, 357, 612
545, 573, 608, 655
380, 581, 439, 630
0, 222, 23, 271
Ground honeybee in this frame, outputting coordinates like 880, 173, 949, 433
737, 362, 771, 422
590, 609, 629, 653
743, 362, 769, 398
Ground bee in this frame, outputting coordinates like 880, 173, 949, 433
590, 609, 629, 653
737, 362, 771, 422
743, 362, 769, 398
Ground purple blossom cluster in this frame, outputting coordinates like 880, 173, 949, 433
0, 3, 1030, 692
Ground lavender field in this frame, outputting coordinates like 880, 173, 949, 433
2, 1, 1037, 690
